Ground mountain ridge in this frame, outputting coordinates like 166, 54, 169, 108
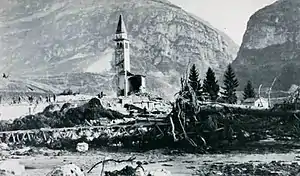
232, 0, 300, 92
0, 0, 238, 98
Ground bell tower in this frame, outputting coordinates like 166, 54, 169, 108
114, 14, 130, 96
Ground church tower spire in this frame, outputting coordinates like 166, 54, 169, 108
116, 15, 127, 34
114, 14, 130, 96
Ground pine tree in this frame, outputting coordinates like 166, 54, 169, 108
188, 64, 202, 98
188, 64, 200, 91
243, 80, 255, 100
221, 64, 239, 104
203, 67, 219, 101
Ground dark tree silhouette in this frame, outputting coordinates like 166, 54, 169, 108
188, 64, 201, 93
243, 80, 255, 100
221, 64, 239, 104
203, 67, 219, 101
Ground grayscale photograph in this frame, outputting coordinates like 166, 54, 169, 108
0, 0, 299, 175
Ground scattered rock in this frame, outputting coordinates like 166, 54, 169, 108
46, 164, 84, 176
148, 169, 172, 176
0, 143, 9, 151
197, 161, 300, 176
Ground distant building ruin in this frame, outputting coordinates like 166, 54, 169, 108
114, 15, 146, 97
243, 97, 269, 108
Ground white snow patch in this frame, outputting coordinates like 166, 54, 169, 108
86, 49, 113, 73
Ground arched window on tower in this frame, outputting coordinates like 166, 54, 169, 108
120, 43, 123, 48
125, 43, 129, 49
116, 43, 120, 48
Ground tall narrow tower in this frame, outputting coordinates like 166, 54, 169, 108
114, 15, 130, 96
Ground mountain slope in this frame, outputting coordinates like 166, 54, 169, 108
0, 0, 238, 98
232, 0, 300, 91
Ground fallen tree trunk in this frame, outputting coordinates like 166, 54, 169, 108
198, 103, 299, 118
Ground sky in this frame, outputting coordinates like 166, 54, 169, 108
169, 0, 277, 45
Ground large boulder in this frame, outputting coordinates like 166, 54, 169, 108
46, 164, 85, 176
76, 142, 89, 152
0, 160, 25, 176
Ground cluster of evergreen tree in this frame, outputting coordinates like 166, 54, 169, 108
186, 64, 256, 104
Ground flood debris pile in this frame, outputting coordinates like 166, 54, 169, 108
104, 166, 136, 176
2, 81, 300, 153
196, 161, 300, 176
104, 166, 172, 176
87, 157, 172, 176
166, 77, 300, 152
0, 97, 125, 131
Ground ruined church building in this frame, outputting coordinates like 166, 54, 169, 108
114, 15, 146, 97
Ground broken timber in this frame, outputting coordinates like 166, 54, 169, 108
0, 122, 169, 147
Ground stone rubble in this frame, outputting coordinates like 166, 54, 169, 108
46, 164, 85, 176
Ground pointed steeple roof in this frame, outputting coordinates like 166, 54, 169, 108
116, 14, 127, 34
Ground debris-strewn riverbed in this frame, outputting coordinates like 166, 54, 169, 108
3, 147, 300, 176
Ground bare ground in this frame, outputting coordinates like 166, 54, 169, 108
5, 147, 300, 176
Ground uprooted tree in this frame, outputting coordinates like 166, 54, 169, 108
166, 68, 300, 152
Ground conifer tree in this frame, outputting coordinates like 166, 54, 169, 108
188, 64, 202, 98
203, 67, 219, 101
188, 64, 200, 91
221, 64, 239, 104
243, 80, 255, 100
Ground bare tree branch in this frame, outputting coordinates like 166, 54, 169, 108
87, 156, 136, 174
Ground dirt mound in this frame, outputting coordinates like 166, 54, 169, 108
1, 97, 126, 131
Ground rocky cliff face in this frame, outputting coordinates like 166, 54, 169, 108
232, 0, 300, 91
0, 0, 238, 98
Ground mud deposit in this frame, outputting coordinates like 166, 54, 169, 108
6, 148, 300, 176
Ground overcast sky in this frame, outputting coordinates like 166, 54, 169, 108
169, 0, 277, 45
